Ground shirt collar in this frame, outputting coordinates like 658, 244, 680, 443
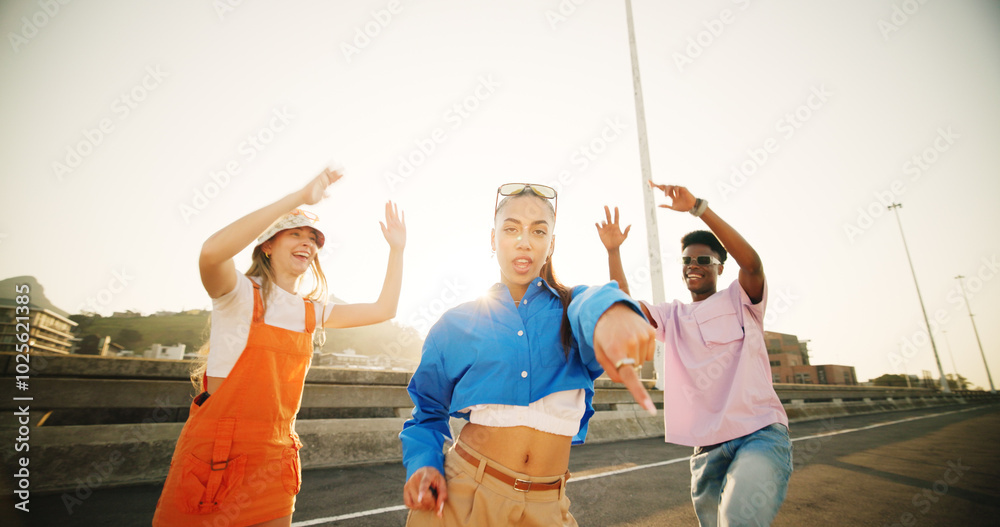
489, 278, 561, 301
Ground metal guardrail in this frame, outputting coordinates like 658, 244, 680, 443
0, 353, 990, 426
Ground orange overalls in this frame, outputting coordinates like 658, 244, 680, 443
153, 281, 315, 526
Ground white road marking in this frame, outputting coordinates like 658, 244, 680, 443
291, 406, 988, 526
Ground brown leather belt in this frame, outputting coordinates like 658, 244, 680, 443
454, 442, 563, 492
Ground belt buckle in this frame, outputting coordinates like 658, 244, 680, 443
513, 479, 532, 492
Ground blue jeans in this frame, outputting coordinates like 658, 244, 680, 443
689, 423, 793, 526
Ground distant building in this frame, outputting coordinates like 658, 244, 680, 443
143, 343, 186, 360
0, 301, 77, 355
111, 311, 143, 318
765, 331, 857, 385
313, 348, 372, 368
77, 335, 125, 357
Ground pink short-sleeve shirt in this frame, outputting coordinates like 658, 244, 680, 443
641, 279, 787, 447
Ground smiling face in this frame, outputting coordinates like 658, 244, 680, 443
681, 243, 723, 300
492, 194, 555, 299
261, 227, 320, 278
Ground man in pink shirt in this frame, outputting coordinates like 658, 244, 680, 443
597, 182, 792, 526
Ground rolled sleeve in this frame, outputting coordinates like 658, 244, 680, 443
567, 282, 646, 367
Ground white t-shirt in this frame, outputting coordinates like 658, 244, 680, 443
207, 274, 327, 377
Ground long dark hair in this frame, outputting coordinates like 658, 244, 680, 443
496, 192, 575, 356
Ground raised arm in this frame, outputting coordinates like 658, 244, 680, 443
199, 168, 342, 299
596, 206, 632, 295
650, 181, 764, 303
596, 206, 653, 322
323, 201, 406, 328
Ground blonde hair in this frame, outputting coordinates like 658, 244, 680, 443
189, 243, 329, 393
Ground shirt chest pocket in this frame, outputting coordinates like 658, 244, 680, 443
693, 301, 744, 348
534, 310, 572, 368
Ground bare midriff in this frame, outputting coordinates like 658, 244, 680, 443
459, 423, 572, 477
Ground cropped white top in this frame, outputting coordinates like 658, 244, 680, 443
461, 389, 587, 437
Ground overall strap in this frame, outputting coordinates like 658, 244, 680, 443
250, 279, 264, 323
202, 417, 237, 510
304, 300, 316, 334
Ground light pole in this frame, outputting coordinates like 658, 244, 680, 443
887, 203, 950, 393
625, 0, 666, 386
954, 275, 995, 393
941, 329, 961, 389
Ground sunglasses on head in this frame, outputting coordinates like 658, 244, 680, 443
679, 255, 721, 266
495, 183, 558, 217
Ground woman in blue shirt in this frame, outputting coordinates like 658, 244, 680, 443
400, 183, 657, 526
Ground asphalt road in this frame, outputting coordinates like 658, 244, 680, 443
5, 403, 999, 526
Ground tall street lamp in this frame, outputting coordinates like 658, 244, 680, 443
887, 203, 950, 393
954, 274, 995, 393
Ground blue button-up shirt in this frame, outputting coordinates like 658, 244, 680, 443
399, 278, 644, 479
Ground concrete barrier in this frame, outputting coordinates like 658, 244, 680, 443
0, 353, 994, 493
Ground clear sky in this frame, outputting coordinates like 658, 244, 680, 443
1, 0, 998, 389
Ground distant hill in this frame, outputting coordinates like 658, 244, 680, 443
0, 275, 424, 361
0, 276, 72, 318
81, 313, 212, 353
75, 311, 423, 361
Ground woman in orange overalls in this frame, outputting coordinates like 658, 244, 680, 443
153, 167, 406, 527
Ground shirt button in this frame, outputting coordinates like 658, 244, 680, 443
517, 330, 524, 336
521, 371, 528, 378
522, 299, 527, 305
537, 281, 542, 286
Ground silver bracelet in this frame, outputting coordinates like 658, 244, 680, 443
689, 198, 708, 217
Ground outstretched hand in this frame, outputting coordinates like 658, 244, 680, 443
380, 201, 406, 250
596, 206, 631, 251
593, 303, 657, 415
404, 466, 447, 516
649, 180, 696, 213
301, 166, 344, 205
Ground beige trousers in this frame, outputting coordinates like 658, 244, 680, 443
406, 439, 577, 527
